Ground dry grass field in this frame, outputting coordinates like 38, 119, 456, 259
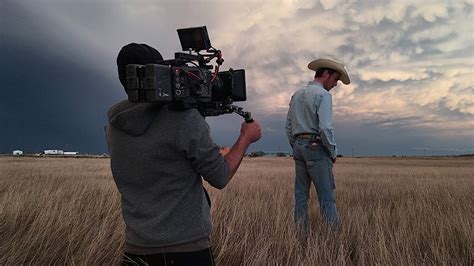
1, 156, 473, 265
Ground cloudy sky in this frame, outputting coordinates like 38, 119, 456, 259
1, 0, 473, 156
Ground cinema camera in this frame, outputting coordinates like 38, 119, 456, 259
125, 26, 253, 122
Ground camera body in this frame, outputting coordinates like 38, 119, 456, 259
124, 26, 248, 118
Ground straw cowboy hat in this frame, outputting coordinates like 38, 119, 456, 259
308, 58, 350, 85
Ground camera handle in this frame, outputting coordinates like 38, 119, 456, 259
230, 105, 254, 123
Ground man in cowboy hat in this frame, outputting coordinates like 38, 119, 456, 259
285, 58, 350, 237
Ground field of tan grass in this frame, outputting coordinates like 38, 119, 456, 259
0, 156, 473, 265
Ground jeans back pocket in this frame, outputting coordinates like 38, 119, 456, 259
304, 142, 323, 165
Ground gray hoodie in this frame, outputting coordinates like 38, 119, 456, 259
106, 100, 229, 247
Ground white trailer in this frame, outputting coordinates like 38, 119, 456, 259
44, 150, 64, 155
13, 150, 23, 155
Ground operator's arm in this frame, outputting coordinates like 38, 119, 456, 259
224, 120, 262, 181
176, 110, 230, 189
176, 110, 261, 189
318, 93, 337, 160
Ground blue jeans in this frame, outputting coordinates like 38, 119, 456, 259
293, 138, 340, 236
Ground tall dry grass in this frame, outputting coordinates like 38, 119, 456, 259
0, 156, 473, 265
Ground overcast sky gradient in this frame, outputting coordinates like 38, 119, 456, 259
1, 0, 473, 156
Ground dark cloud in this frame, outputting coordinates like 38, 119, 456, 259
207, 113, 292, 153
1, 0, 472, 156
0, 1, 124, 153
0, 37, 121, 153
334, 119, 474, 156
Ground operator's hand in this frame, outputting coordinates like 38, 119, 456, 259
240, 119, 262, 144
332, 157, 337, 164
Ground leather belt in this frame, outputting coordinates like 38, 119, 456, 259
294, 133, 321, 140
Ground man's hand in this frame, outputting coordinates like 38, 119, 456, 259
240, 120, 262, 144
332, 157, 337, 164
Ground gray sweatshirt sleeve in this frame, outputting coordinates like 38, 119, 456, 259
176, 111, 230, 189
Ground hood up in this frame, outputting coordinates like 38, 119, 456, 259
107, 100, 163, 136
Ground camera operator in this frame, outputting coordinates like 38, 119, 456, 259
106, 43, 261, 265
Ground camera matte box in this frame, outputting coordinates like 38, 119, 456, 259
231, 69, 246, 101
218, 69, 246, 102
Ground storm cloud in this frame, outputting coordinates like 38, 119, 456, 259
1, 0, 473, 156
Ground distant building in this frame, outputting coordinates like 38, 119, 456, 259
249, 151, 265, 157
64, 152, 79, 155
248, 151, 292, 157
13, 150, 23, 155
264, 151, 291, 157
44, 150, 64, 155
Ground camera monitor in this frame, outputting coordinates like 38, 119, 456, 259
177, 26, 212, 52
